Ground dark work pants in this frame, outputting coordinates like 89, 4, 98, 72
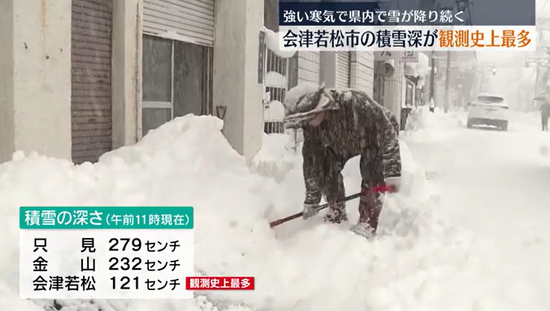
542, 115, 549, 131
315, 149, 385, 231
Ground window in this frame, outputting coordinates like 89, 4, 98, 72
141, 35, 212, 136
173, 41, 212, 117
263, 34, 289, 134
476, 95, 504, 103
142, 35, 172, 135
263, 51, 289, 134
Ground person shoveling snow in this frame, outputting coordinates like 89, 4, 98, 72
282, 83, 402, 239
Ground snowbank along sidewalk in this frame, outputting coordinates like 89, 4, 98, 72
0, 112, 546, 310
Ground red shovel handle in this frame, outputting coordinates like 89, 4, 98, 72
269, 184, 395, 228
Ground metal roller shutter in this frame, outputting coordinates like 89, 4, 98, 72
336, 51, 350, 89
71, 0, 113, 164
143, 0, 215, 46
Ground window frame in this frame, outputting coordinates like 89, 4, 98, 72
142, 35, 174, 136
141, 34, 212, 136
142, 36, 174, 118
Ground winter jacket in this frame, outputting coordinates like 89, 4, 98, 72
301, 89, 402, 205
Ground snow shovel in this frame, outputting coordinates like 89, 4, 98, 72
269, 184, 395, 228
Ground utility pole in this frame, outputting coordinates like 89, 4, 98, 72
442, 0, 471, 113
429, 51, 436, 112
533, 63, 541, 97
530, 18, 550, 111
534, 25, 544, 99
443, 4, 456, 113
420, 0, 437, 112
444, 49, 451, 113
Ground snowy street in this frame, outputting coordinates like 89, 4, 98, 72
404, 111, 550, 308
2, 0, 547, 308
408, 112, 550, 243
1, 109, 550, 311
263, 109, 550, 310
3, 0, 548, 307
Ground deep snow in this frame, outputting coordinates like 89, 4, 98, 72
405, 108, 550, 309
1, 108, 549, 310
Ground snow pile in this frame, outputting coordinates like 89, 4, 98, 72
398, 141, 427, 197
406, 106, 464, 131
0, 115, 276, 311
250, 133, 299, 183
0, 113, 519, 310
0, 113, 431, 310
404, 106, 464, 142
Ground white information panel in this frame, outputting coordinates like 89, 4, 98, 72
19, 206, 194, 299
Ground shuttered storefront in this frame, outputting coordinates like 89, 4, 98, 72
335, 51, 350, 89
143, 0, 214, 46
141, 0, 214, 136
71, 0, 113, 164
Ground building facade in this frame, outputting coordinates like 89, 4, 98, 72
0, 0, 265, 164
261, 0, 378, 138
0, 0, 403, 165
141, 0, 215, 132
373, 52, 406, 126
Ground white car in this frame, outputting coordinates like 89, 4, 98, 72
466, 94, 509, 131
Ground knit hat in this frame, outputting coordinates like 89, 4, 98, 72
283, 84, 339, 129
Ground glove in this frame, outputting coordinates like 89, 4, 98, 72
384, 176, 401, 192
302, 203, 320, 220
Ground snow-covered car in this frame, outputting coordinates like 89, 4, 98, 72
466, 94, 509, 131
